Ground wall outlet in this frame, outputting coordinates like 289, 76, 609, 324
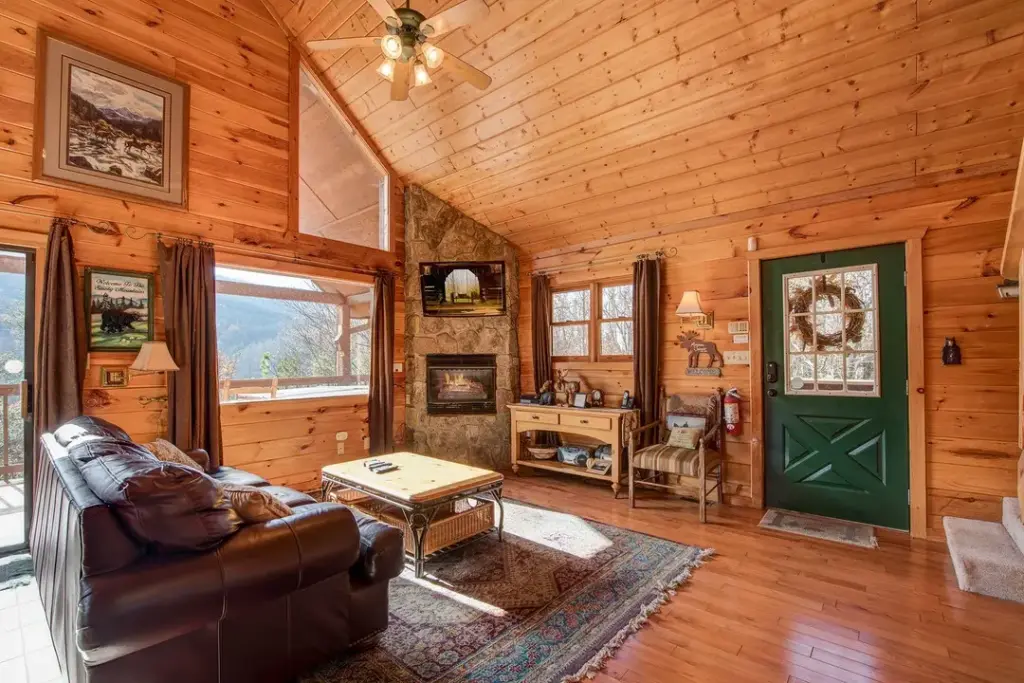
732, 334, 749, 344
723, 350, 750, 365
393, 362, 404, 373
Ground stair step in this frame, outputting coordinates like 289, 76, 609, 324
943, 515, 1024, 604
1003, 497, 1024, 558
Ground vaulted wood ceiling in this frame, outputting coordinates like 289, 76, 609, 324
268, 0, 1024, 263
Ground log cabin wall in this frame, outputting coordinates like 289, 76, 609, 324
502, 1, 1024, 539
0, 0, 405, 493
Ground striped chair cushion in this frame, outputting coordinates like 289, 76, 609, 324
632, 444, 719, 477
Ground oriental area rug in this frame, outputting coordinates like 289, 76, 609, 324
302, 501, 712, 683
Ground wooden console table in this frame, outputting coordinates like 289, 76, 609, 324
508, 404, 639, 495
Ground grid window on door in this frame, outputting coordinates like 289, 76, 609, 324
784, 265, 879, 396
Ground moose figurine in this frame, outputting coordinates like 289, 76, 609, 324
678, 330, 723, 376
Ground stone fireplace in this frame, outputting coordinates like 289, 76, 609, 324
426, 355, 497, 415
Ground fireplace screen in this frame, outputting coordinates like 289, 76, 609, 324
426, 354, 496, 414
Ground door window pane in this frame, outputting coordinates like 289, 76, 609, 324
783, 264, 879, 397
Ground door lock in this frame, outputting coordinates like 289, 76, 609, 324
765, 361, 778, 384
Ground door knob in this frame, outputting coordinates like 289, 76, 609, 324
767, 389, 778, 397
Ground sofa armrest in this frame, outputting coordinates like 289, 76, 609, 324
186, 448, 210, 472
350, 508, 405, 583
78, 502, 359, 665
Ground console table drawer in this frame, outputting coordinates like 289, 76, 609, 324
519, 410, 559, 425
560, 413, 612, 431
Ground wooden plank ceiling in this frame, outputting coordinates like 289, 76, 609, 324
270, 0, 1024, 261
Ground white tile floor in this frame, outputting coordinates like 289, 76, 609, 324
0, 481, 26, 549
0, 581, 65, 683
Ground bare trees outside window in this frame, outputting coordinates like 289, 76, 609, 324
551, 281, 633, 361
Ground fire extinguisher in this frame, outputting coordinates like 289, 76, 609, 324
724, 388, 742, 436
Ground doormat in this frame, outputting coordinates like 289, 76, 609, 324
303, 500, 712, 683
0, 552, 32, 590
759, 508, 878, 548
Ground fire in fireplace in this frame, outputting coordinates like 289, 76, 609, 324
426, 354, 496, 415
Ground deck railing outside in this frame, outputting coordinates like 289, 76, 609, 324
0, 384, 23, 483
219, 375, 369, 403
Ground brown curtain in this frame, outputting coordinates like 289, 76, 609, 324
531, 274, 556, 445
369, 271, 395, 455
159, 240, 222, 468
633, 257, 661, 443
35, 218, 85, 445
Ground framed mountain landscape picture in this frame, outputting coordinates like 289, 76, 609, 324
34, 32, 188, 207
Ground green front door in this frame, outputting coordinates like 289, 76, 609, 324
762, 244, 909, 530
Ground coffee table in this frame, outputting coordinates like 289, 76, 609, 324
321, 453, 504, 578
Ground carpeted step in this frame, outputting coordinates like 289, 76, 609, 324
943, 516, 1024, 603
1003, 497, 1024, 558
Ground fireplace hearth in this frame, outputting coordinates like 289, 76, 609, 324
426, 354, 497, 415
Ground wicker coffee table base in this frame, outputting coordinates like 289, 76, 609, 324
322, 474, 504, 578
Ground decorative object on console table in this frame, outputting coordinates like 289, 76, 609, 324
34, 32, 189, 207
572, 392, 588, 409
942, 337, 962, 365
84, 268, 154, 352
589, 389, 604, 407
621, 391, 635, 409
678, 330, 723, 377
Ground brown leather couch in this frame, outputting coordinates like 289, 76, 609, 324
30, 416, 404, 683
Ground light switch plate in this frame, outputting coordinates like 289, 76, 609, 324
732, 334, 749, 344
723, 350, 750, 365
728, 320, 749, 334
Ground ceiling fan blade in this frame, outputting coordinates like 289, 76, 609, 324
421, 0, 489, 37
307, 36, 381, 51
391, 59, 412, 101
442, 52, 491, 90
367, 0, 402, 27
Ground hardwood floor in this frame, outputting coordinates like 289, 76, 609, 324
503, 473, 1024, 683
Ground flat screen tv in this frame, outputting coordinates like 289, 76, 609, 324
420, 261, 506, 317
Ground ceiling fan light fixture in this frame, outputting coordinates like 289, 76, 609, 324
380, 34, 403, 60
377, 59, 396, 82
422, 44, 444, 69
413, 61, 432, 86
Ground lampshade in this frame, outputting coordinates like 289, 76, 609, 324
422, 44, 444, 69
413, 61, 431, 86
675, 290, 706, 316
377, 59, 396, 82
131, 342, 180, 372
380, 34, 403, 60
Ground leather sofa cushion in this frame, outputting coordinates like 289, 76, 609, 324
211, 467, 270, 488
350, 508, 405, 584
54, 416, 131, 449
72, 439, 242, 552
261, 486, 317, 509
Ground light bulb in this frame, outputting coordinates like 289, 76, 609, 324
413, 61, 431, 86
377, 59, 395, 82
422, 44, 444, 69
380, 34, 403, 60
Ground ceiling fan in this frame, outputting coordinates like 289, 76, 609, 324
307, 0, 492, 102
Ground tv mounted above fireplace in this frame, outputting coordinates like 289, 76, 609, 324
426, 354, 497, 415
419, 261, 505, 317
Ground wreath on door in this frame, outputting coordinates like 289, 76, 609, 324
788, 279, 865, 351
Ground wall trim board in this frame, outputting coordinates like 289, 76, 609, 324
745, 228, 928, 538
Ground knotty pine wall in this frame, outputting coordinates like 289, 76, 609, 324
0, 0, 405, 494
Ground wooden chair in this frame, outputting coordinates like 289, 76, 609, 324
627, 387, 724, 522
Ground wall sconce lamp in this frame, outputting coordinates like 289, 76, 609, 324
131, 342, 179, 406
675, 290, 714, 329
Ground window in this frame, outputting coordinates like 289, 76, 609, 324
784, 265, 878, 396
551, 281, 633, 361
298, 68, 390, 251
215, 266, 373, 403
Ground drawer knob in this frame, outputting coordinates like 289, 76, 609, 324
530, 415, 540, 420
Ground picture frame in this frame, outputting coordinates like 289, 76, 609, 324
419, 261, 506, 317
34, 31, 189, 207
586, 460, 612, 476
572, 392, 588, 408
84, 268, 154, 352
100, 367, 129, 388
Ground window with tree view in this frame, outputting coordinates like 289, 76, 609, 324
551, 281, 633, 361
215, 266, 372, 403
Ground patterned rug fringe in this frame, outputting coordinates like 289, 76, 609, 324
561, 546, 716, 682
